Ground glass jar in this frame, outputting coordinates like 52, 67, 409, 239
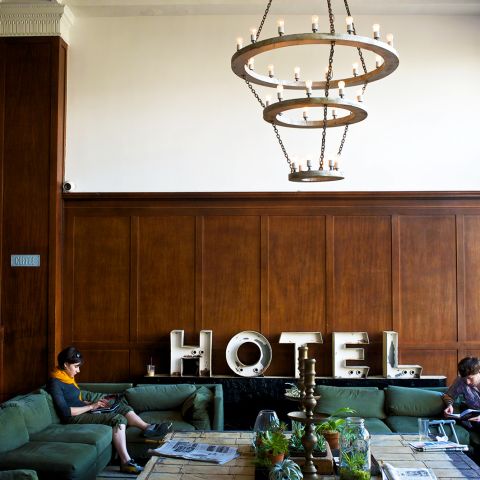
339, 417, 371, 480
253, 409, 279, 452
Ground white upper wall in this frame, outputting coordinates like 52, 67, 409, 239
65, 13, 480, 191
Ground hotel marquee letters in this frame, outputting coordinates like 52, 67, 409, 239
170, 330, 422, 379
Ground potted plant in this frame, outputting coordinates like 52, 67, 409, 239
316, 407, 356, 450
269, 458, 303, 480
288, 420, 327, 457
339, 451, 371, 480
258, 429, 290, 465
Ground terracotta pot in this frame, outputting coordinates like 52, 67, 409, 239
267, 452, 285, 465
322, 431, 340, 450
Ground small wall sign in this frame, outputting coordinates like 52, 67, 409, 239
10, 254, 40, 267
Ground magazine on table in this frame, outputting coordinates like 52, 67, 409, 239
381, 462, 437, 480
407, 440, 468, 452
445, 408, 480, 420
151, 440, 239, 464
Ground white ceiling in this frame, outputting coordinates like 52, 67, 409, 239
55, 0, 480, 17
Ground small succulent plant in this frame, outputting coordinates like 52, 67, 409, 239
269, 458, 303, 480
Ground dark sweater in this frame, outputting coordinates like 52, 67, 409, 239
46, 377, 86, 420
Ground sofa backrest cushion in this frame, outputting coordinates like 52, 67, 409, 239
126, 384, 197, 412
314, 385, 386, 419
181, 386, 213, 430
0, 406, 29, 453
3, 394, 52, 435
37, 389, 61, 424
385, 386, 444, 417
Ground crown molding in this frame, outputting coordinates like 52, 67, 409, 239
0, 2, 75, 43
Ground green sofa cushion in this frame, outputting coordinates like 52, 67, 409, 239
0, 441, 97, 480
125, 384, 196, 412
0, 407, 29, 454
37, 389, 60, 424
384, 416, 470, 445
3, 395, 52, 436
0, 471, 38, 480
362, 418, 393, 434
385, 386, 444, 417
30, 423, 112, 457
181, 386, 213, 430
78, 383, 133, 394
314, 385, 386, 420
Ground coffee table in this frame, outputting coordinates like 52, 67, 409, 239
137, 431, 480, 479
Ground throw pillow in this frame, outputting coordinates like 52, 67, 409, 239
181, 386, 213, 430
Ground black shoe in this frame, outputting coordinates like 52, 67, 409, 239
120, 459, 144, 474
143, 421, 172, 438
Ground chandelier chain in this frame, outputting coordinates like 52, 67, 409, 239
343, 0, 369, 76
245, 77, 291, 167
272, 124, 292, 167
244, 78, 266, 109
327, 0, 335, 34
337, 124, 350, 155
320, 41, 335, 168
256, 0, 274, 41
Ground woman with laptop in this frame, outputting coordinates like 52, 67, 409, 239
47, 346, 170, 474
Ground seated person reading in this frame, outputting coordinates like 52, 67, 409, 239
47, 346, 171, 474
443, 356, 480, 428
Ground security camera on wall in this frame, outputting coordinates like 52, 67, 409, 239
63, 181, 75, 192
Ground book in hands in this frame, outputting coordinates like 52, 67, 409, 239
446, 408, 480, 420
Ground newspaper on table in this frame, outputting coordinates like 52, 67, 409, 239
407, 440, 468, 452
151, 440, 239, 464
381, 462, 437, 480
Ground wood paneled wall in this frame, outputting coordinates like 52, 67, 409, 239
62, 193, 480, 385
0, 37, 66, 401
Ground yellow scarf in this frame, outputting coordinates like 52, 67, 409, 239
50, 367, 82, 400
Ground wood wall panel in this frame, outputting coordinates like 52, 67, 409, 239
464, 215, 480, 342
60, 194, 480, 383
401, 349, 458, 385
331, 216, 392, 334
398, 216, 457, 343
267, 216, 326, 376
0, 38, 65, 400
202, 216, 261, 374
71, 216, 131, 343
77, 349, 130, 382
137, 216, 195, 342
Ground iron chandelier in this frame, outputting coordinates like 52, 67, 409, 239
231, 0, 399, 182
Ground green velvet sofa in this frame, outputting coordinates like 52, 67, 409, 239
314, 385, 480, 449
0, 393, 111, 480
0, 382, 224, 479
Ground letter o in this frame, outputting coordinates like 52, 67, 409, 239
225, 331, 272, 377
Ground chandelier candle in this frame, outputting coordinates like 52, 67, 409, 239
346, 16, 354, 34
231, 0, 399, 182
294, 66, 300, 81
236, 37, 243, 50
